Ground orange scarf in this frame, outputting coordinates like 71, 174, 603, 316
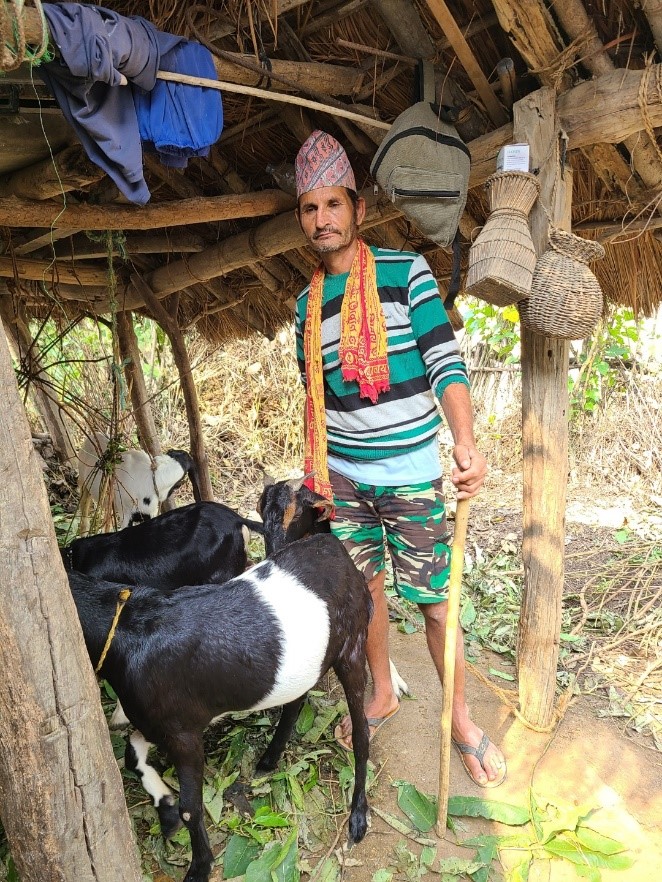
304, 240, 389, 503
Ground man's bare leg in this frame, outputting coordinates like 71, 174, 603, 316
420, 601, 505, 785
335, 570, 399, 746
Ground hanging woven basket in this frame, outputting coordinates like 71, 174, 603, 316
464, 171, 540, 307
518, 228, 606, 339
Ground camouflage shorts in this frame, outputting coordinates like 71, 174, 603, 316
328, 469, 452, 604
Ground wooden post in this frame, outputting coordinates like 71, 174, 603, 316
131, 275, 214, 502
514, 87, 572, 728
116, 311, 162, 458
0, 327, 142, 882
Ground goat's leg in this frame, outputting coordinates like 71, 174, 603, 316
166, 731, 213, 882
334, 653, 370, 843
109, 699, 130, 729
125, 730, 181, 838
256, 697, 305, 773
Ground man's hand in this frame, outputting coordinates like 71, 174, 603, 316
450, 444, 487, 499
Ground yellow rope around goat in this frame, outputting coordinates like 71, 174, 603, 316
95, 588, 132, 674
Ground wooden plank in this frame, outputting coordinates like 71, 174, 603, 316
0, 146, 104, 200
423, 0, 509, 126
0, 190, 295, 230
515, 87, 571, 729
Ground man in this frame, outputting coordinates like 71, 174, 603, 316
293, 130, 506, 787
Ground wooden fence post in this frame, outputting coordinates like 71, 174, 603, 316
514, 87, 572, 728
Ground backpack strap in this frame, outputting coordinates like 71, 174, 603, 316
443, 230, 462, 312
415, 59, 436, 105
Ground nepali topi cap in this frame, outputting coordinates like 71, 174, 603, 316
295, 130, 356, 198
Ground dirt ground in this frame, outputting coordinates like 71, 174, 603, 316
336, 626, 662, 881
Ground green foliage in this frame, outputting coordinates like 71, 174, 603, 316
569, 309, 640, 416
463, 300, 521, 362
384, 782, 633, 882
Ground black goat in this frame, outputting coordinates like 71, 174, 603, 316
68, 534, 372, 882
61, 501, 264, 588
258, 472, 332, 555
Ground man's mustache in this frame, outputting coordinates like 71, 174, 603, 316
313, 227, 340, 239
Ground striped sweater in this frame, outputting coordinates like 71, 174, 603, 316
295, 246, 469, 461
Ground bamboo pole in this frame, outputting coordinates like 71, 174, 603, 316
153, 70, 390, 130
436, 497, 470, 837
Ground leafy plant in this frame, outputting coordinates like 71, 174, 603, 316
463, 300, 521, 362
569, 309, 640, 416
386, 783, 633, 882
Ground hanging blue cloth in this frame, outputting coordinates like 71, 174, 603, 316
39, 3, 223, 204
133, 40, 223, 169
40, 2, 183, 204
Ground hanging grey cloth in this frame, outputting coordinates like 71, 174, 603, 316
40, 2, 183, 204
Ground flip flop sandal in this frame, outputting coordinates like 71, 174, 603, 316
334, 703, 400, 752
452, 733, 507, 788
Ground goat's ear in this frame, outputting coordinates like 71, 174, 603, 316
315, 500, 334, 522
262, 472, 276, 488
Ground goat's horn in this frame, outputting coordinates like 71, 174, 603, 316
262, 472, 276, 488
286, 470, 315, 492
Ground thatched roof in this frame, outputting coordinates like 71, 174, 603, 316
1, 0, 661, 342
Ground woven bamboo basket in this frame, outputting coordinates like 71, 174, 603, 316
518, 228, 605, 339
464, 171, 540, 307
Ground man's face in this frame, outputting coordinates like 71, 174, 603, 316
297, 186, 365, 255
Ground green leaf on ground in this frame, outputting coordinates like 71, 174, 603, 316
295, 702, 315, 735
576, 826, 627, 855
245, 830, 299, 882
396, 783, 438, 832
302, 703, 343, 743
448, 796, 529, 825
488, 667, 515, 681
544, 837, 634, 869
223, 834, 260, 879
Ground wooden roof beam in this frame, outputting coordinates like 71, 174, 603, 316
641, 0, 662, 57
0, 146, 104, 200
0, 190, 295, 230
551, 0, 662, 205
369, 0, 436, 59
422, 0, 509, 126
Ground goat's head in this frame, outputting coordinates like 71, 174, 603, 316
258, 472, 333, 556
161, 449, 203, 502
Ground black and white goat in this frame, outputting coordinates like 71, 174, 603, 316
68, 533, 372, 882
258, 473, 410, 699
77, 431, 201, 532
62, 499, 264, 726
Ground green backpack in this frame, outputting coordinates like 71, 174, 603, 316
370, 62, 471, 307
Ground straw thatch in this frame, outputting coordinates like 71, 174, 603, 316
0, 0, 661, 345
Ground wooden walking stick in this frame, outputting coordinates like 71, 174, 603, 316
436, 496, 471, 837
